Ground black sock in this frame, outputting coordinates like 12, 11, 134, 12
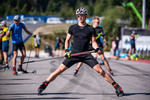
44, 81, 49, 85
19, 65, 22, 69
112, 82, 119, 90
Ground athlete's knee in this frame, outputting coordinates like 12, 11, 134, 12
55, 64, 67, 75
101, 56, 106, 61
22, 54, 26, 58
99, 70, 105, 77
13, 54, 17, 59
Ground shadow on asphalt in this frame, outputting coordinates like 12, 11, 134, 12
0, 92, 150, 99
4, 97, 83, 100
124, 92, 150, 96
0, 83, 38, 85
113, 73, 150, 76
1, 92, 150, 96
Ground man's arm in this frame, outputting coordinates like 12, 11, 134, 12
0, 32, 4, 38
65, 33, 72, 50
92, 35, 102, 54
24, 28, 32, 36
6, 30, 11, 37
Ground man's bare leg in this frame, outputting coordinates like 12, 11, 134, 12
12, 51, 18, 75
100, 54, 113, 75
93, 64, 124, 96
37, 64, 68, 95
74, 62, 83, 75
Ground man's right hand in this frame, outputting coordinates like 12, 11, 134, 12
32, 34, 36, 38
65, 49, 71, 58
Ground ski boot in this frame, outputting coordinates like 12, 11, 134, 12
18, 67, 28, 73
115, 86, 124, 97
74, 68, 79, 76
37, 81, 48, 95
12, 67, 18, 75
4, 65, 10, 69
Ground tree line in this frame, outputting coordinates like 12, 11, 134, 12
0, 0, 150, 45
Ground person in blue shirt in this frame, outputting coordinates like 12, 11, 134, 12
128, 31, 136, 56
7, 15, 33, 75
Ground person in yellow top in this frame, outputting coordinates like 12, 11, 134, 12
0, 21, 9, 69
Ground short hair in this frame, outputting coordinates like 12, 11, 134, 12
92, 16, 100, 21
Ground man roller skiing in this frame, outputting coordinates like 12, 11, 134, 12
37, 7, 124, 97
74, 16, 113, 76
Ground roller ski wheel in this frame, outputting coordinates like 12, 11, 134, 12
12, 67, 18, 75
32, 70, 37, 73
115, 87, 124, 97
13, 72, 18, 76
38, 89, 43, 95
74, 68, 79, 76
37, 81, 48, 95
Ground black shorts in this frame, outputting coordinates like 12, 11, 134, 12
131, 43, 136, 49
13, 42, 25, 51
35, 44, 40, 48
55, 46, 60, 50
98, 44, 103, 49
62, 54, 99, 68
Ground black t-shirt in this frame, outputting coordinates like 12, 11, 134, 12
94, 26, 103, 45
68, 24, 96, 52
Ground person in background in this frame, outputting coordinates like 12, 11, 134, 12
128, 31, 136, 56
34, 32, 41, 58
53, 37, 61, 56
0, 21, 10, 68
0, 28, 3, 64
112, 38, 116, 56
6, 15, 34, 75
115, 36, 120, 57
60, 37, 65, 56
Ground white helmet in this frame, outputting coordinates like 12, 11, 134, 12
76, 7, 88, 15
13, 15, 20, 20
0, 20, 7, 26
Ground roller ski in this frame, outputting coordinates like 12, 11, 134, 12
74, 68, 79, 76
3, 65, 10, 69
37, 81, 48, 95
12, 67, 18, 75
18, 69, 37, 74
113, 82, 124, 97
115, 86, 124, 97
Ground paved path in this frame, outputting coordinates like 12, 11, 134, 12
0, 56, 150, 100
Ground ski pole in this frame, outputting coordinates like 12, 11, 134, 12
23, 50, 95, 64
25, 47, 32, 71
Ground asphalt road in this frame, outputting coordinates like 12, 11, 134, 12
0, 57, 150, 100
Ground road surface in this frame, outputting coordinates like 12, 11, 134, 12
0, 57, 150, 100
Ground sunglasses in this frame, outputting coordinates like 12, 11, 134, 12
77, 14, 86, 17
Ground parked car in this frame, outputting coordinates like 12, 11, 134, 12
22, 17, 43, 24
46, 17, 64, 24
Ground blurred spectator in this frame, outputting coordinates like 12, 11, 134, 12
109, 53, 139, 61
128, 31, 136, 56
34, 32, 41, 58
111, 38, 116, 56
0, 21, 10, 68
0, 28, 3, 64
53, 37, 61, 56
60, 37, 65, 56
115, 36, 120, 57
